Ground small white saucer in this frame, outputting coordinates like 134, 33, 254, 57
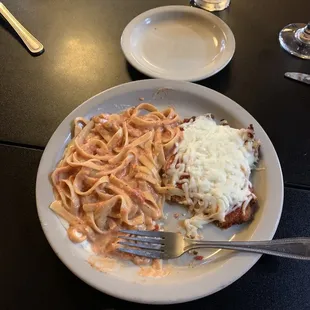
121, 5, 235, 81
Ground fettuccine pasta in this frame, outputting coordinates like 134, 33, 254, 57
50, 103, 182, 264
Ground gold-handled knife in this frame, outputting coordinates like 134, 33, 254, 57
284, 72, 310, 85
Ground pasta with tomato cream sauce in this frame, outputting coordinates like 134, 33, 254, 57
50, 103, 183, 265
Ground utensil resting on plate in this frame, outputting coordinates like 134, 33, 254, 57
118, 230, 310, 260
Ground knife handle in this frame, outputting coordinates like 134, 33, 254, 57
285, 72, 310, 85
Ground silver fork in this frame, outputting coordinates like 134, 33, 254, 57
118, 230, 310, 260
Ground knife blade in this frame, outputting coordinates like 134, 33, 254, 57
284, 72, 310, 85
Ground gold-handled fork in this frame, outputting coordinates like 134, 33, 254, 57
118, 230, 310, 260
0, 2, 44, 54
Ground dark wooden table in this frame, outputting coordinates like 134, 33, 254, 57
1, 0, 310, 309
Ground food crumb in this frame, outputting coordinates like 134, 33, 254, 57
254, 167, 265, 171
194, 255, 204, 261
174, 213, 180, 219
139, 97, 144, 101
193, 250, 198, 255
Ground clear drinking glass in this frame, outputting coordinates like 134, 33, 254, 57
191, 0, 231, 12
279, 22, 310, 60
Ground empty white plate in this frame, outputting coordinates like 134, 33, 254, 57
121, 5, 235, 81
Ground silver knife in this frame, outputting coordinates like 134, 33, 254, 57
285, 72, 310, 85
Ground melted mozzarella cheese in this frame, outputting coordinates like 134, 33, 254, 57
166, 115, 258, 237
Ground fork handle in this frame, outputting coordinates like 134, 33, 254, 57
0, 2, 44, 54
187, 238, 310, 260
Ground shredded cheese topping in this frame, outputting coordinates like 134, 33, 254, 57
165, 115, 259, 237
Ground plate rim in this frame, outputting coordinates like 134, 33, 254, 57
36, 79, 283, 304
120, 5, 236, 81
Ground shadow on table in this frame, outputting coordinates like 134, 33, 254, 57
0, 14, 42, 56
196, 63, 232, 94
126, 61, 150, 81
256, 253, 281, 273
126, 60, 232, 95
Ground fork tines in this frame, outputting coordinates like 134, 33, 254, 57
119, 229, 165, 237
117, 229, 165, 259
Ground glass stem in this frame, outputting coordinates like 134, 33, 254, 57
295, 22, 310, 45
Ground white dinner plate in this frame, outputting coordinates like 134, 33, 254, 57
121, 6, 235, 81
36, 80, 283, 304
